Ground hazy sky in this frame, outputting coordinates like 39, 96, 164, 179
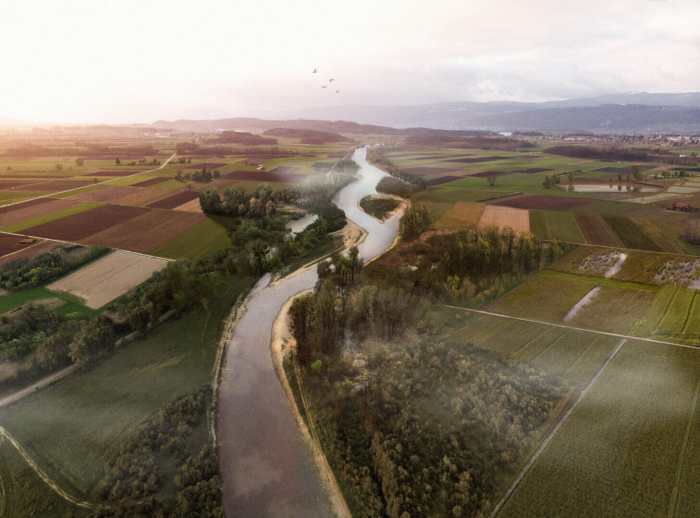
2, 0, 699, 123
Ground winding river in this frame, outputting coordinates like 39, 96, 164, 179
217, 146, 402, 517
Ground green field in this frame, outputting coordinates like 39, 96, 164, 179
0, 286, 96, 316
499, 340, 700, 518
0, 441, 84, 518
1, 202, 100, 233
530, 210, 586, 242
444, 308, 620, 387
0, 274, 252, 500
150, 216, 232, 259
603, 215, 661, 251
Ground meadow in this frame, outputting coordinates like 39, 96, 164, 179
0, 274, 252, 501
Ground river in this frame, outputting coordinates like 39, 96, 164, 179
217, 146, 402, 517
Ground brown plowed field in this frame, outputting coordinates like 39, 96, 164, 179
399, 166, 459, 177
0, 240, 55, 266
0, 180, 37, 189
0, 233, 35, 258
83, 210, 204, 252
29, 179, 98, 191
67, 186, 139, 203
576, 213, 623, 246
147, 190, 199, 209
22, 204, 149, 241
112, 188, 169, 207
492, 195, 591, 210
478, 205, 530, 234
132, 177, 170, 187
0, 198, 76, 227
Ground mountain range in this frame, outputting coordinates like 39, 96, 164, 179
289, 92, 700, 134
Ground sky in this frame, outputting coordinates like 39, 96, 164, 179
1, 0, 699, 124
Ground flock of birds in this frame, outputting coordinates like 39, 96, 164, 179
312, 68, 340, 94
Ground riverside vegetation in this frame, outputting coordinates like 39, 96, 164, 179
288, 218, 567, 517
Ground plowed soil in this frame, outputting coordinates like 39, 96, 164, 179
83, 209, 204, 253
22, 204, 149, 241
147, 190, 199, 209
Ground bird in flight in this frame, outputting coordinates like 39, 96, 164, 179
329, 78, 335, 83
312, 68, 318, 74
322, 85, 327, 89
336, 89, 340, 94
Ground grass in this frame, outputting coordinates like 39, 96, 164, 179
0, 274, 253, 499
433, 201, 485, 230
603, 215, 661, 251
0, 287, 96, 316
441, 308, 619, 387
530, 210, 586, 242
1, 202, 101, 233
499, 340, 700, 518
0, 441, 85, 518
0, 191, 42, 204
150, 216, 232, 259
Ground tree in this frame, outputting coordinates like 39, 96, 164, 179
115, 157, 121, 165
486, 175, 496, 187
289, 294, 314, 365
69, 317, 117, 366
75, 158, 84, 166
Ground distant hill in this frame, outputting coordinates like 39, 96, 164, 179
294, 92, 700, 134
152, 117, 403, 135
262, 127, 351, 144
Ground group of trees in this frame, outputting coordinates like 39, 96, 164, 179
400, 204, 431, 240
300, 338, 563, 518
0, 245, 109, 291
289, 242, 565, 517
0, 305, 79, 389
92, 387, 223, 518
176, 169, 221, 183
199, 185, 296, 218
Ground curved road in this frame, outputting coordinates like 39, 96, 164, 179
217, 147, 401, 517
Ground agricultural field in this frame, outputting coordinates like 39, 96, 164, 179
376, 142, 700, 254
0, 274, 252, 502
47, 250, 169, 309
0, 128, 355, 263
498, 340, 700, 518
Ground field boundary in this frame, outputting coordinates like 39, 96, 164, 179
445, 305, 700, 352
489, 338, 627, 518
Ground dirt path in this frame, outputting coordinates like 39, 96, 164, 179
444, 305, 700, 352
0, 426, 96, 509
0, 153, 177, 210
489, 338, 627, 518
0, 365, 77, 410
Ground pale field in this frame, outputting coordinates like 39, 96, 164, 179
48, 250, 168, 308
478, 204, 531, 234
172, 198, 203, 213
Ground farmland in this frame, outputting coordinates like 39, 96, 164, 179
499, 340, 700, 518
47, 250, 169, 308
0, 274, 252, 501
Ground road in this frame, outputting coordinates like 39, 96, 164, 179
0, 365, 78, 410
217, 147, 402, 517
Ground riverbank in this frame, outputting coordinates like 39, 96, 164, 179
271, 293, 352, 518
